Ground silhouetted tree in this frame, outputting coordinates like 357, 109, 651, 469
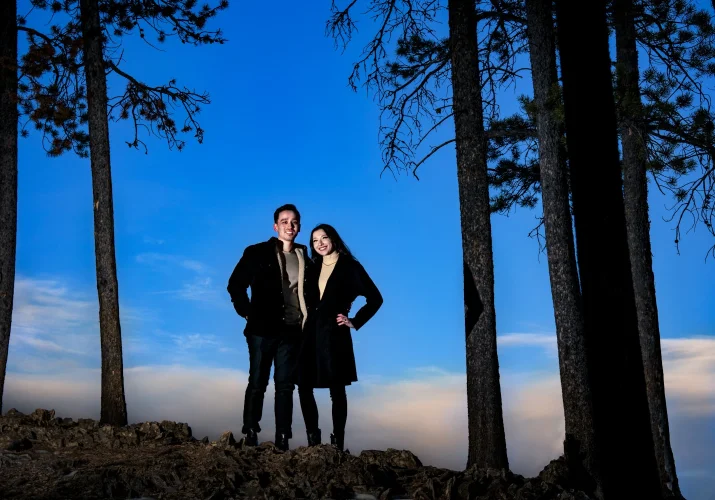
555, 0, 662, 497
330, 0, 714, 252
16, 20, 88, 157
327, 0, 512, 468
331, 1, 528, 179
614, 0, 682, 496
22, 0, 227, 425
636, 0, 715, 256
448, 0, 509, 469
489, 0, 715, 255
78, 0, 127, 426
523, 0, 600, 493
492, 5, 709, 490
0, 5, 97, 412
0, 0, 19, 416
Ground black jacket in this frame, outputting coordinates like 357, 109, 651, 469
227, 238, 310, 337
298, 255, 383, 388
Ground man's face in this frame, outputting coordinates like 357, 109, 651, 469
274, 210, 300, 243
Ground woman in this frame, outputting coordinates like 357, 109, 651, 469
298, 223, 383, 451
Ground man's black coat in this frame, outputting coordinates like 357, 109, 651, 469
227, 237, 310, 337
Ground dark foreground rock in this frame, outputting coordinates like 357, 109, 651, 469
0, 408, 596, 499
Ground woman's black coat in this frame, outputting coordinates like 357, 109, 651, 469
298, 255, 383, 388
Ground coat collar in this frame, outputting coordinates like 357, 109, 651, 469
267, 236, 308, 253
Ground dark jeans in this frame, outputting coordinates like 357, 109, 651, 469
242, 333, 300, 438
298, 385, 348, 435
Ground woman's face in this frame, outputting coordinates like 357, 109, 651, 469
312, 229, 334, 256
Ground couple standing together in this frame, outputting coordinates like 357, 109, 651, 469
226, 204, 383, 452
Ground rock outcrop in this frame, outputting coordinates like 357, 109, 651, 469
0, 408, 596, 499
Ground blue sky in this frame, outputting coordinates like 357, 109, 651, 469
7, 1, 714, 499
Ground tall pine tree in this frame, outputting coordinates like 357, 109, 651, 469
448, 0, 508, 469
0, 0, 18, 416
555, 0, 661, 496
20, 0, 227, 424
0, 8, 97, 412
614, 0, 681, 496
523, 0, 600, 493
325, 0, 515, 467
79, 0, 127, 426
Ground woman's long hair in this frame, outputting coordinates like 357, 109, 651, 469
309, 223, 354, 262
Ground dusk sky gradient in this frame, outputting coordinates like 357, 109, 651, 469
6, 1, 714, 499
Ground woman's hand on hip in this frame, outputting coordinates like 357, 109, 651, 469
336, 314, 354, 329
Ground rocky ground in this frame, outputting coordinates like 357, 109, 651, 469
0, 408, 596, 499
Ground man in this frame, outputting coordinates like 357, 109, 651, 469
227, 204, 310, 451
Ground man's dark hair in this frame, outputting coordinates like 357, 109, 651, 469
274, 204, 301, 223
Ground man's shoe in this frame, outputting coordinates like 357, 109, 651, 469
307, 429, 322, 447
275, 432, 289, 451
330, 432, 344, 452
244, 428, 258, 447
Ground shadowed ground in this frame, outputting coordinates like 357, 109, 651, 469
0, 408, 596, 500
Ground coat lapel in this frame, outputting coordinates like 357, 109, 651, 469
295, 247, 308, 327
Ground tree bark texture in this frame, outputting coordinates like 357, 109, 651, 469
0, 0, 18, 416
79, 0, 128, 427
448, 0, 509, 470
524, 0, 601, 494
613, 0, 681, 497
554, 0, 662, 498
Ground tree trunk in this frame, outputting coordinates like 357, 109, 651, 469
524, 0, 601, 494
613, 0, 681, 497
448, 0, 509, 470
79, 0, 128, 427
554, 0, 661, 498
0, 0, 18, 416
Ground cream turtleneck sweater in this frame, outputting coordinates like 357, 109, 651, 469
318, 252, 339, 299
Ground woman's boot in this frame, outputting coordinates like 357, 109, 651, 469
330, 431, 344, 451
307, 429, 322, 446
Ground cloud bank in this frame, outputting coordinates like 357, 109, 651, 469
4, 334, 714, 499
4, 277, 714, 499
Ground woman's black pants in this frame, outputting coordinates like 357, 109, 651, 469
298, 385, 347, 436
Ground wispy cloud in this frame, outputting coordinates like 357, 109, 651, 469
13, 278, 94, 334
498, 332, 558, 357
499, 333, 556, 348
219, 347, 239, 354
171, 333, 220, 351
143, 236, 166, 245
9, 277, 222, 370
151, 277, 220, 302
135, 252, 208, 273
176, 277, 220, 302
136, 253, 219, 302
13, 336, 85, 355
661, 337, 715, 416
497, 334, 715, 418
10, 277, 98, 359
